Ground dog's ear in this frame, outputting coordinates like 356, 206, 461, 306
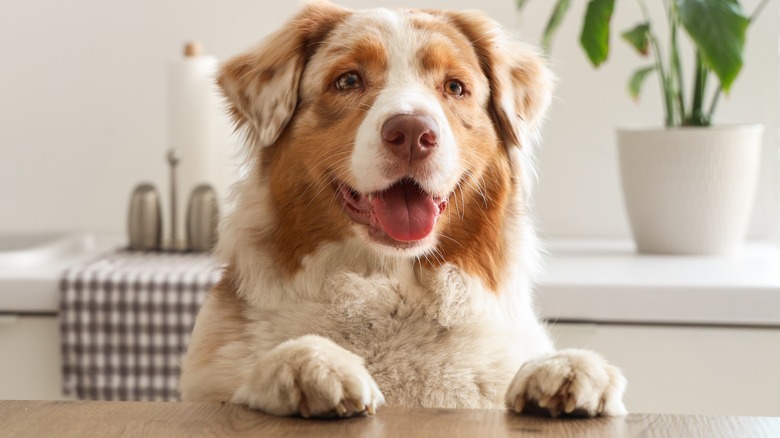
441, 11, 554, 149
218, 1, 350, 148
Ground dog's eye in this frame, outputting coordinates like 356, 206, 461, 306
444, 79, 464, 96
336, 72, 362, 90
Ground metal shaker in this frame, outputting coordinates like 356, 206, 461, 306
127, 183, 162, 251
186, 184, 220, 252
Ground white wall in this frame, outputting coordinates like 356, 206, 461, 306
1, 0, 777, 240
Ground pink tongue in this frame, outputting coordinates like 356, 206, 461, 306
372, 180, 438, 242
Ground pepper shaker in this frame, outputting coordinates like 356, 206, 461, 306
127, 183, 162, 251
186, 184, 220, 252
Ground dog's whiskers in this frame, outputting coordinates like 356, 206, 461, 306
296, 150, 354, 204
462, 170, 490, 209
301, 153, 355, 209
437, 233, 464, 249
326, 168, 354, 211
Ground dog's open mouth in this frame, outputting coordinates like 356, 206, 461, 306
334, 178, 448, 245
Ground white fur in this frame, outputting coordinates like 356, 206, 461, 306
506, 349, 628, 417
351, 10, 460, 198
232, 335, 384, 417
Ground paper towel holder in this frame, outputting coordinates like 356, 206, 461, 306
183, 41, 202, 57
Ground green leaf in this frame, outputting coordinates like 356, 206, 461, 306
516, 0, 529, 11
628, 66, 656, 101
580, 0, 616, 67
621, 23, 650, 56
541, 0, 572, 53
676, 0, 749, 92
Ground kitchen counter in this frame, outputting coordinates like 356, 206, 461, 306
538, 240, 780, 326
2, 235, 779, 326
2, 400, 779, 437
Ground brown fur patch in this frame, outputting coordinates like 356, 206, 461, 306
429, 10, 553, 148
262, 77, 384, 276
217, 1, 352, 142
417, 39, 458, 74
261, 129, 352, 276
322, 38, 389, 84
424, 133, 513, 292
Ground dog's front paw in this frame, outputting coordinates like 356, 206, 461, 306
505, 349, 627, 417
232, 335, 385, 418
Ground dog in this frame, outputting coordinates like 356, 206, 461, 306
179, 0, 627, 418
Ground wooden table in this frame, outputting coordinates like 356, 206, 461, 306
2, 401, 779, 437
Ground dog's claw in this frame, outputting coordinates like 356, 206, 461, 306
565, 397, 577, 414
548, 401, 562, 418
367, 402, 376, 415
513, 395, 525, 413
299, 401, 311, 418
336, 402, 348, 416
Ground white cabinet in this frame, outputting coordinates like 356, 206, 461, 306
550, 323, 780, 416
0, 316, 65, 400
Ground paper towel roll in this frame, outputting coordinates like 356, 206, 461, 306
167, 41, 236, 248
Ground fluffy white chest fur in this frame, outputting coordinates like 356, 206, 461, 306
236, 240, 553, 409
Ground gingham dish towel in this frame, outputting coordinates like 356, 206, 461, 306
60, 250, 221, 401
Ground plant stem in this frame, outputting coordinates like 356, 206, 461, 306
751, 0, 770, 22
690, 51, 709, 126
637, 0, 674, 127
707, 88, 722, 121
669, 4, 685, 125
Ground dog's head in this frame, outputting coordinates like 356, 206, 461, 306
220, 1, 552, 287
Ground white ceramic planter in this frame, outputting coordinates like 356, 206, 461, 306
617, 125, 763, 255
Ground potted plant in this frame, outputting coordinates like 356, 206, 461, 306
519, 0, 769, 254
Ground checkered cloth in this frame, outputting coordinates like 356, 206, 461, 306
59, 250, 221, 401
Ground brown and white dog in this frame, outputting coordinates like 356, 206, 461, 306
180, 0, 626, 418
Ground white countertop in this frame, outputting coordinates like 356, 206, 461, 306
536, 240, 780, 326
2, 235, 779, 326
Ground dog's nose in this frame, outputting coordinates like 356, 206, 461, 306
381, 114, 438, 162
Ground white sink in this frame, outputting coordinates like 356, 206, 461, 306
0, 233, 124, 313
